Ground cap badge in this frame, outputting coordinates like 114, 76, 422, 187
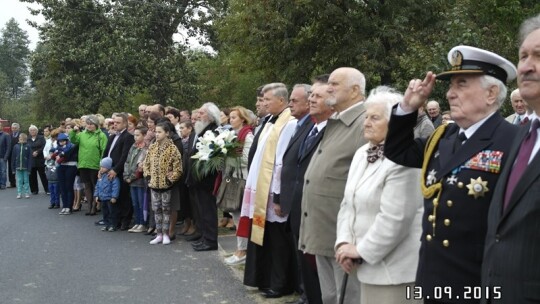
450, 50, 463, 70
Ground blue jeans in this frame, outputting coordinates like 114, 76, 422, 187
57, 165, 77, 209
0, 159, 6, 188
130, 186, 145, 225
48, 182, 60, 206
16, 170, 30, 195
102, 199, 119, 228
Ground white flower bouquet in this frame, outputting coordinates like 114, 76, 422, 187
191, 127, 240, 179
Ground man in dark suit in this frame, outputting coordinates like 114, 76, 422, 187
482, 15, 540, 304
276, 83, 313, 303
187, 102, 220, 251
280, 81, 333, 304
248, 85, 269, 170
385, 45, 518, 303
103, 113, 135, 230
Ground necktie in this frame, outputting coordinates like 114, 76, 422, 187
300, 126, 319, 158
515, 115, 522, 125
453, 132, 467, 153
504, 119, 540, 210
520, 116, 529, 126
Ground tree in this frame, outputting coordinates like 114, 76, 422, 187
22, 0, 227, 119
0, 18, 31, 99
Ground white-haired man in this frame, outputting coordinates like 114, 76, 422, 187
385, 45, 518, 303
505, 89, 530, 125
299, 67, 368, 304
188, 102, 221, 251
482, 14, 540, 303
242, 83, 297, 298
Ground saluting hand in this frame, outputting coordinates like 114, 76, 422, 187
401, 71, 437, 112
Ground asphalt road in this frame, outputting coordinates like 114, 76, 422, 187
0, 187, 266, 304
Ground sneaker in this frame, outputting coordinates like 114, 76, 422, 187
134, 225, 146, 233
59, 208, 66, 215
25, 194, 30, 198
128, 225, 140, 233
101, 226, 109, 231
150, 234, 163, 245
64, 209, 72, 215
163, 234, 171, 245
225, 254, 246, 265
16, 194, 21, 199
108, 227, 116, 232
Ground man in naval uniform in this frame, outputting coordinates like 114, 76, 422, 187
384, 46, 518, 303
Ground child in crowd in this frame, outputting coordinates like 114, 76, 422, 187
94, 157, 120, 232
11, 133, 32, 199
124, 126, 148, 233
50, 133, 76, 214
143, 122, 182, 245
45, 157, 60, 209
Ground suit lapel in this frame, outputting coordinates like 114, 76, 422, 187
285, 118, 313, 156
356, 156, 383, 188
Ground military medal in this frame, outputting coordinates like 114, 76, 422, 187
426, 169, 437, 186
446, 175, 458, 185
466, 177, 489, 198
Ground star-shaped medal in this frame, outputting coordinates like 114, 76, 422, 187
446, 175, 458, 185
466, 177, 489, 199
426, 169, 437, 186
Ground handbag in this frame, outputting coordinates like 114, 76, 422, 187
216, 158, 245, 212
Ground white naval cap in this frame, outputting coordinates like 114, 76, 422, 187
436, 45, 517, 84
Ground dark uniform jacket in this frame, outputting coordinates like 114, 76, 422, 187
385, 108, 517, 303
482, 119, 540, 304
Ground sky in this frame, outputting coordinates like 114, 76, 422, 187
0, 0, 44, 50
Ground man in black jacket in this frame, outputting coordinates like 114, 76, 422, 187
103, 113, 134, 230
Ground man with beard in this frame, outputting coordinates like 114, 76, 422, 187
187, 102, 221, 251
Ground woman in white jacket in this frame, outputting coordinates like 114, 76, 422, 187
335, 86, 423, 304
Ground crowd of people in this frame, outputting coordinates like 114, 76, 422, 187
1, 13, 539, 304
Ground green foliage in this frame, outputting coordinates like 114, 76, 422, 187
21, 0, 227, 121
0, 18, 30, 99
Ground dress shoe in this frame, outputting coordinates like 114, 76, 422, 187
144, 227, 156, 235
185, 233, 202, 242
169, 234, 176, 241
193, 242, 218, 251
261, 289, 283, 299
120, 224, 129, 231
191, 240, 205, 247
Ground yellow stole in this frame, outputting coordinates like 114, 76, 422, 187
251, 108, 293, 245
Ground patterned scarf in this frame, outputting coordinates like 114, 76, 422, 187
367, 143, 384, 163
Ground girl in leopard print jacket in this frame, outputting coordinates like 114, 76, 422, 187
143, 122, 182, 245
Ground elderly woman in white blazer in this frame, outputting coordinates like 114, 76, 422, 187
335, 86, 423, 304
